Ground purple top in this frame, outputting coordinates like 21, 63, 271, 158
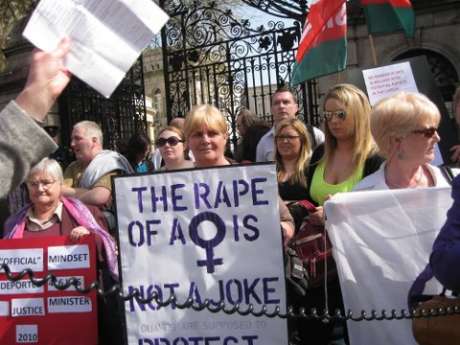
430, 174, 460, 291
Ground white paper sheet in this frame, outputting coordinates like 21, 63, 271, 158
23, 0, 169, 98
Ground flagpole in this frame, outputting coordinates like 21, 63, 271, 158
368, 34, 378, 66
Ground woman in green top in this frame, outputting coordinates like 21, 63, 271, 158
298, 84, 383, 345
307, 83, 383, 223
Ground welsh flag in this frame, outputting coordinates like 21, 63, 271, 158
291, 0, 347, 85
361, 0, 415, 38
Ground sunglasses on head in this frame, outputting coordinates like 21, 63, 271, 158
412, 127, 438, 138
323, 110, 347, 121
156, 136, 183, 147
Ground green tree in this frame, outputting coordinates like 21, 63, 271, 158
0, 0, 35, 70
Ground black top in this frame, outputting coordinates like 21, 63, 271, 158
235, 124, 270, 162
278, 168, 309, 202
305, 144, 384, 205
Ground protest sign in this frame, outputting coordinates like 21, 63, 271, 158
0, 236, 98, 345
362, 61, 417, 106
324, 187, 452, 345
114, 164, 288, 345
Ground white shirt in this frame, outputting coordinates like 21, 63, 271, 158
255, 126, 325, 162
353, 162, 450, 191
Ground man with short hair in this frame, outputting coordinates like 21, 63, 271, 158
256, 87, 324, 162
63, 121, 133, 211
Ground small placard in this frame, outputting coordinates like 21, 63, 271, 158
47, 245, 90, 270
16, 324, 38, 343
11, 298, 45, 317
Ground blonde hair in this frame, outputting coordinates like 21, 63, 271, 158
28, 158, 63, 183
184, 104, 228, 139
275, 118, 312, 188
74, 120, 103, 144
322, 83, 376, 167
371, 91, 441, 158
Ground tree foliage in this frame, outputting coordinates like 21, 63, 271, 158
0, 0, 35, 70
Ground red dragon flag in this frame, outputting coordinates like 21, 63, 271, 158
291, 0, 347, 85
361, 0, 415, 38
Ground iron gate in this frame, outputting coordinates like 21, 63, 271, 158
58, 58, 147, 151
160, 0, 320, 147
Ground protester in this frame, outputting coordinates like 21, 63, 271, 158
157, 126, 194, 170
275, 118, 312, 202
124, 132, 154, 173
300, 83, 383, 345
0, 38, 71, 199
430, 174, 460, 291
256, 86, 324, 162
184, 104, 295, 245
449, 86, 460, 163
62, 121, 133, 231
234, 108, 270, 162
354, 92, 449, 190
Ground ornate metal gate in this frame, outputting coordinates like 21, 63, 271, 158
160, 0, 319, 147
58, 58, 147, 151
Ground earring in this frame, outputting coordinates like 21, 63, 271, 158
397, 148, 405, 160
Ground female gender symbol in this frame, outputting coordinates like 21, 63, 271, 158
189, 211, 226, 273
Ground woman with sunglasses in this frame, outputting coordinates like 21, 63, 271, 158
354, 92, 449, 191
156, 126, 194, 171
306, 84, 382, 223
299, 84, 382, 345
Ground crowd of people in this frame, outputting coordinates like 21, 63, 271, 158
1, 40, 460, 345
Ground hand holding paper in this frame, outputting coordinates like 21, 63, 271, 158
23, 0, 169, 98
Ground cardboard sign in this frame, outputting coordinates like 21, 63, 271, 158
114, 164, 288, 345
0, 236, 98, 345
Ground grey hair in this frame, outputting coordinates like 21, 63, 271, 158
74, 120, 103, 144
29, 158, 64, 183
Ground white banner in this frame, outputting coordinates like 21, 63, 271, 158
324, 187, 452, 345
114, 164, 288, 345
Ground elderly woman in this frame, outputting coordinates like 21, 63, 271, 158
354, 92, 450, 190
157, 126, 194, 170
4, 158, 117, 277
184, 104, 295, 245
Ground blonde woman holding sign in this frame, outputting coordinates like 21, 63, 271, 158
184, 104, 295, 245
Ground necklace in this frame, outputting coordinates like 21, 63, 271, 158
386, 166, 425, 189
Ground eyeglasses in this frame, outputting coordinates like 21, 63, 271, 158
411, 127, 438, 138
323, 110, 347, 121
27, 180, 57, 189
275, 135, 300, 141
156, 137, 184, 147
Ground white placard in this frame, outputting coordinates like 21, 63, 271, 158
16, 324, 38, 343
362, 61, 444, 166
0, 301, 9, 317
11, 298, 45, 317
47, 245, 90, 270
363, 61, 418, 106
0, 249, 43, 273
325, 187, 452, 345
115, 164, 288, 345
0, 279, 44, 295
47, 296, 92, 313
23, 0, 169, 98
47, 276, 85, 292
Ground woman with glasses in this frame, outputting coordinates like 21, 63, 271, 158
275, 118, 312, 202
306, 83, 382, 223
299, 83, 382, 345
4, 158, 120, 344
354, 92, 449, 191
157, 126, 194, 170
